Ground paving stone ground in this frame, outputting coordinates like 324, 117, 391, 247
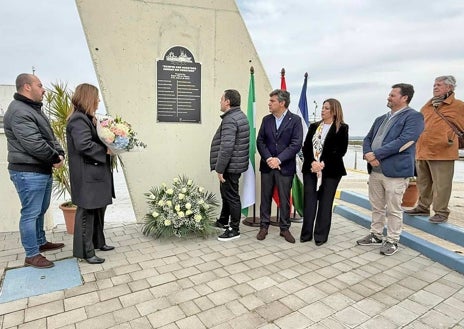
1, 213, 464, 328
2, 166, 464, 328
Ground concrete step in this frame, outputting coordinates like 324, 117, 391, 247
337, 190, 464, 248
334, 190, 464, 274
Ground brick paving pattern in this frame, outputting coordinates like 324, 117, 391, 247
1, 215, 463, 328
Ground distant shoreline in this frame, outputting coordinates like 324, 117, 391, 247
348, 138, 463, 159
349, 140, 363, 146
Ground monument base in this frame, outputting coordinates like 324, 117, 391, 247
242, 216, 281, 227
290, 216, 303, 223
269, 216, 280, 227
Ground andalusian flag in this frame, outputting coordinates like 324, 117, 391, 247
240, 67, 256, 216
292, 73, 309, 216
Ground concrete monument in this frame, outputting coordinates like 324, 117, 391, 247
76, 0, 273, 221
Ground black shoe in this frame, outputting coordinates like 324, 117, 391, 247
217, 227, 240, 241
100, 245, 115, 251
86, 256, 105, 264
315, 240, 326, 246
300, 237, 312, 243
214, 221, 229, 229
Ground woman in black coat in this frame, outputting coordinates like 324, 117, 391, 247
66, 83, 114, 264
300, 98, 348, 246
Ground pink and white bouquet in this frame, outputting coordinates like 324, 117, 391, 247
96, 115, 146, 154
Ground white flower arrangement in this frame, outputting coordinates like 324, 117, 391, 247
142, 175, 219, 238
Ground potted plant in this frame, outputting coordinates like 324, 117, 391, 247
44, 82, 76, 234
402, 177, 419, 208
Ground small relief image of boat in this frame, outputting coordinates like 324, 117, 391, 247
166, 52, 176, 61
166, 50, 193, 63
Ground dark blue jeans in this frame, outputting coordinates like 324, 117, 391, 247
9, 170, 52, 257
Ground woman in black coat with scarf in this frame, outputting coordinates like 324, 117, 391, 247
300, 98, 348, 246
66, 83, 114, 264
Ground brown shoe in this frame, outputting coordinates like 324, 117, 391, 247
25, 254, 54, 268
404, 207, 430, 216
256, 227, 268, 240
280, 230, 295, 243
39, 241, 65, 252
429, 214, 448, 223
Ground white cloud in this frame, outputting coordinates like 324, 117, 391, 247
237, 0, 464, 135
0, 0, 96, 90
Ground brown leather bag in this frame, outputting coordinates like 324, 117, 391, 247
434, 108, 464, 149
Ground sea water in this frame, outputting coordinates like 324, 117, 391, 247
345, 145, 464, 182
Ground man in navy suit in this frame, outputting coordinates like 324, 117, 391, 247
256, 89, 303, 243
357, 83, 424, 255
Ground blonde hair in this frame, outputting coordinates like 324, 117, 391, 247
323, 98, 344, 132
69, 83, 99, 119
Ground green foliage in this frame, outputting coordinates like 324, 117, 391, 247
142, 175, 219, 239
43, 82, 73, 200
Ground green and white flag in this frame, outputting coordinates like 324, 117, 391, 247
292, 73, 309, 217
240, 68, 256, 216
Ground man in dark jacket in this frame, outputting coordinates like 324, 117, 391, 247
256, 89, 303, 243
210, 89, 250, 241
4, 73, 65, 268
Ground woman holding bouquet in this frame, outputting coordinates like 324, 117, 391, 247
66, 83, 115, 264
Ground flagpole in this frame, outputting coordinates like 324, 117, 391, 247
294, 72, 308, 220
290, 72, 309, 223
242, 66, 260, 227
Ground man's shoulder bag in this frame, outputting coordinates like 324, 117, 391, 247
434, 108, 464, 149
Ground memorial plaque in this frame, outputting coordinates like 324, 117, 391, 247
156, 46, 201, 123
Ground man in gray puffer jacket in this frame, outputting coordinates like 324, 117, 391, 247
210, 89, 250, 241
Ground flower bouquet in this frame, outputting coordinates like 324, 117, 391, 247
96, 115, 146, 154
142, 176, 219, 238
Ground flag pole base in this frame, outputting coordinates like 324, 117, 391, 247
242, 217, 260, 227
242, 216, 281, 227
290, 216, 303, 223
269, 216, 280, 227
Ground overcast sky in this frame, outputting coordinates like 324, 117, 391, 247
1, 0, 464, 135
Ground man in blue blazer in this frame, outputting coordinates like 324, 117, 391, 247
256, 89, 303, 243
357, 83, 424, 255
